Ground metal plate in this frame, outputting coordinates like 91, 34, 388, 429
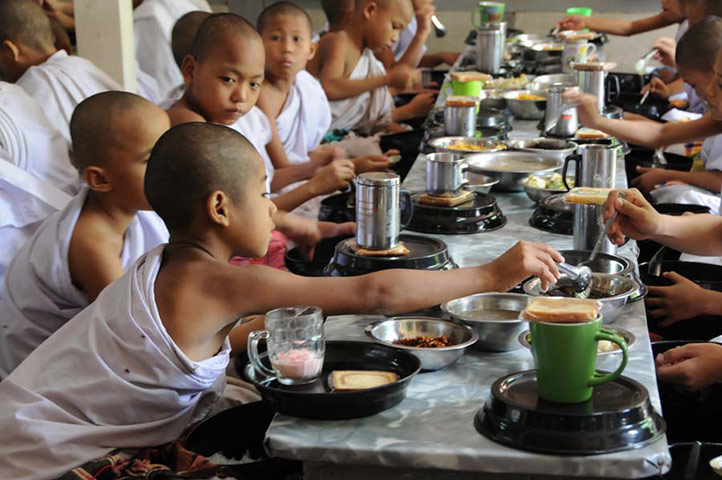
465, 152, 562, 191
242, 341, 420, 420
475, 370, 666, 455
427, 136, 507, 154
406, 192, 506, 235
518, 325, 637, 355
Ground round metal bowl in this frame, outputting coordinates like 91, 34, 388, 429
527, 73, 578, 91
465, 172, 500, 194
506, 138, 578, 163
522, 274, 639, 324
427, 137, 507, 154
558, 250, 633, 276
364, 317, 478, 371
465, 151, 563, 192
518, 325, 637, 355
480, 89, 507, 110
441, 293, 531, 352
504, 90, 547, 120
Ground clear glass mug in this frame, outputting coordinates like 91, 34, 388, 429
247, 306, 325, 385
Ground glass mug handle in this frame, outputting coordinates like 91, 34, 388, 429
400, 189, 414, 228
588, 329, 628, 387
586, 42, 597, 59
248, 330, 276, 378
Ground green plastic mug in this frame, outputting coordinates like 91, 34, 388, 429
529, 316, 628, 403
566, 7, 592, 16
472, 1, 506, 28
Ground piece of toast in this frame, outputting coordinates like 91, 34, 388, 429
522, 297, 602, 324
575, 127, 610, 140
331, 370, 398, 391
445, 95, 479, 108
450, 71, 491, 83
351, 241, 410, 257
418, 190, 474, 207
564, 187, 613, 205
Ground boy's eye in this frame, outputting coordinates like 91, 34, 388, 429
271, 35, 281, 41
294, 36, 302, 42
251, 82, 261, 90
220, 76, 235, 84
262, 192, 270, 198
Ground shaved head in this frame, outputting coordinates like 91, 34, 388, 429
257, 2, 313, 34
145, 123, 260, 231
322, 0, 355, 26
69, 92, 159, 172
677, 16, 722, 71
172, 11, 211, 68
191, 13, 261, 62
0, 0, 54, 51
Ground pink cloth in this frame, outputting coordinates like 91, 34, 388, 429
229, 230, 287, 270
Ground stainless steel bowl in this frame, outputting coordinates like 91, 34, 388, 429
558, 250, 633, 276
427, 137, 507, 154
441, 293, 531, 352
527, 73, 578, 91
465, 172, 500, 194
364, 317, 478, 371
480, 89, 507, 110
504, 90, 547, 120
523, 274, 639, 324
506, 138, 578, 163
465, 151, 562, 191
518, 325, 637, 355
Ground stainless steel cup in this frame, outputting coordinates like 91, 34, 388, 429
562, 144, 618, 190
544, 85, 579, 137
574, 204, 616, 255
356, 172, 413, 250
426, 153, 468, 195
444, 105, 477, 136
476, 21, 506, 74
577, 69, 606, 114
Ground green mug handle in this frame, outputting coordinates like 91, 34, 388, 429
588, 329, 628, 387
471, 8, 482, 29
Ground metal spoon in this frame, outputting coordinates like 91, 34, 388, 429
580, 192, 627, 268
557, 262, 593, 297
431, 15, 447, 38
653, 148, 668, 165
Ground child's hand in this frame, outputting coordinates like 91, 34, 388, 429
415, 3, 436, 37
486, 241, 563, 293
647, 272, 710, 327
309, 145, 346, 167
641, 77, 670, 99
404, 92, 436, 119
603, 189, 662, 245
352, 154, 390, 173
556, 15, 587, 31
630, 166, 674, 194
318, 221, 356, 239
275, 214, 322, 255
652, 37, 677, 69
563, 91, 602, 129
388, 64, 416, 90
656, 343, 722, 391
309, 160, 355, 196
436, 52, 460, 66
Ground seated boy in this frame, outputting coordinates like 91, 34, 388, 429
0, 0, 122, 149
307, 0, 428, 134
133, 0, 212, 99
167, 13, 355, 215
314, 0, 355, 40
0, 91, 170, 378
0, 122, 562, 478
0, 81, 77, 194
256, 2, 393, 217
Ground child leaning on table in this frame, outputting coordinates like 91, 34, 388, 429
603, 188, 722, 390
0, 122, 563, 479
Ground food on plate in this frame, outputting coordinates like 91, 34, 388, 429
484, 74, 529, 90
351, 241, 410, 257
558, 31, 597, 41
446, 96, 479, 108
546, 285, 607, 300
393, 336, 454, 348
450, 71, 492, 83
331, 370, 398, 391
523, 173, 573, 190
516, 93, 546, 101
446, 141, 504, 152
522, 297, 602, 323
564, 187, 613, 205
575, 127, 610, 140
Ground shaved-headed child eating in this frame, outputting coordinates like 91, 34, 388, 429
0, 92, 170, 378
308, 0, 428, 133
0, 123, 562, 478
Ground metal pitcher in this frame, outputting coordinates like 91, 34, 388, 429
476, 21, 506, 74
562, 143, 618, 190
356, 172, 413, 250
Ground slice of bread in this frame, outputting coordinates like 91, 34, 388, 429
351, 241, 410, 257
564, 187, 613, 205
331, 370, 398, 391
446, 95, 479, 108
450, 71, 491, 83
575, 127, 610, 140
522, 297, 602, 324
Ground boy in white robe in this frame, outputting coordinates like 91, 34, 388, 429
0, 92, 170, 378
307, 0, 432, 134
133, 0, 212, 99
0, 122, 563, 479
0, 0, 122, 149
0, 81, 78, 194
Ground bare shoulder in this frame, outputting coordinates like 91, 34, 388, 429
257, 82, 285, 119
167, 100, 206, 126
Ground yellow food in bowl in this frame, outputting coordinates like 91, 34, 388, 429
516, 94, 546, 101
448, 142, 505, 151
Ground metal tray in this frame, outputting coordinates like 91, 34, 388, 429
475, 370, 666, 455
465, 151, 562, 191
427, 136, 507, 154
406, 192, 506, 235
242, 341, 420, 420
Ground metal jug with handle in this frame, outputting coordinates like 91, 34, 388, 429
356, 172, 413, 250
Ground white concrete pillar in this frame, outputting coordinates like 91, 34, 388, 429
74, 0, 137, 93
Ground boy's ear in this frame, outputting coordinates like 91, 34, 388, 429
2, 40, 20, 63
308, 40, 318, 61
83, 166, 113, 193
207, 190, 231, 228
180, 54, 197, 87
363, 2, 377, 20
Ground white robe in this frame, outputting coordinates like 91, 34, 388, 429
0, 81, 78, 194
133, 0, 212, 99
16, 50, 122, 149
0, 187, 169, 378
0, 246, 229, 480
276, 70, 331, 164
136, 63, 162, 104
231, 106, 275, 190
0, 153, 72, 298
328, 48, 394, 135
392, 16, 427, 66
158, 82, 186, 110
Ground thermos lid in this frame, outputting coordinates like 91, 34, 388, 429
357, 172, 400, 187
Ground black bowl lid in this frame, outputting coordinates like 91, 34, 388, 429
475, 370, 666, 455
529, 193, 574, 235
406, 192, 507, 235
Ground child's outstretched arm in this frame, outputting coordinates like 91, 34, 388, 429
557, 12, 672, 36
632, 168, 722, 195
